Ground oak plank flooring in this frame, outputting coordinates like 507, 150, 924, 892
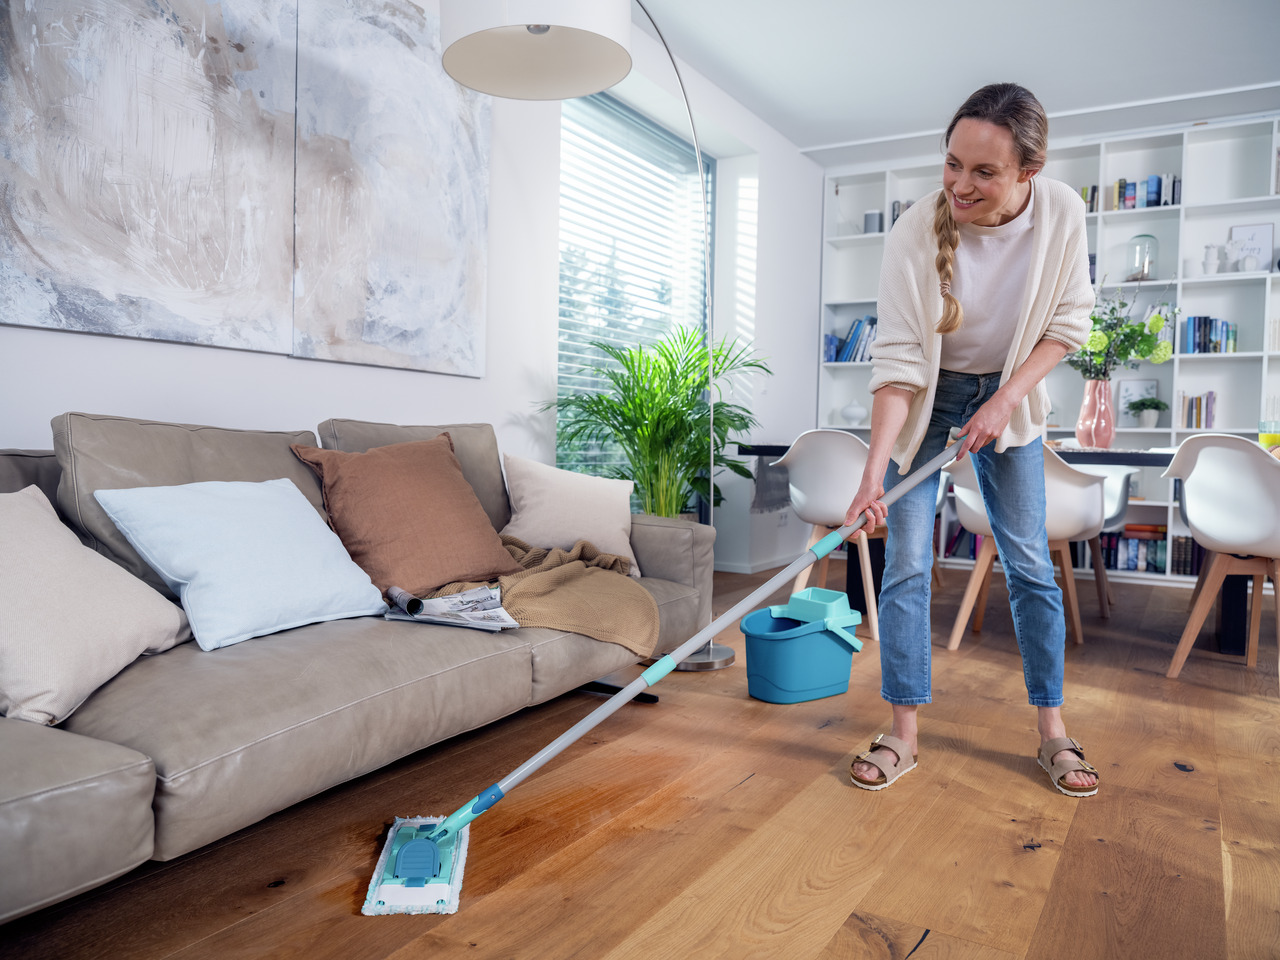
2, 562, 1276, 959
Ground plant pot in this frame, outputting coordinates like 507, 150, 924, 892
1075, 379, 1115, 449
1138, 409, 1159, 429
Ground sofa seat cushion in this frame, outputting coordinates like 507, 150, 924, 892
0, 718, 155, 923
523, 627, 650, 705
61, 617, 535, 860
640, 576, 704, 657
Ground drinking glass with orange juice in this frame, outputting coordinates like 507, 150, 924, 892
1260, 421, 1280, 459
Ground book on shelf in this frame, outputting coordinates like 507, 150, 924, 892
1183, 316, 1236, 354
1175, 390, 1217, 429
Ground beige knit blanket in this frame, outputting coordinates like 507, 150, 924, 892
432, 535, 659, 657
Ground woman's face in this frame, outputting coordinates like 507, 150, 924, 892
942, 118, 1037, 227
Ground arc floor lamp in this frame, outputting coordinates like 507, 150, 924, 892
439, 0, 731, 670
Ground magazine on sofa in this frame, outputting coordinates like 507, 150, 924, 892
385, 585, 519, 632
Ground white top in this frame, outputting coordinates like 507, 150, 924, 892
869, 177, 1095, 472
939, 181, 1036, 374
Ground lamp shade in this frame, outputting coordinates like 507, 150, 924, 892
440, 0, 633, 100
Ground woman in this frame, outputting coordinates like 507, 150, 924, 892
843, 83, 1099, 797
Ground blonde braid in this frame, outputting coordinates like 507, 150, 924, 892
933, 191, 962, 334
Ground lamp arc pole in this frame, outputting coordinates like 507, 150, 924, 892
439, 0, 732, 669
631, 1, 731, 671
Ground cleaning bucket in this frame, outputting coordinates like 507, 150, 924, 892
740, 588, 862, 704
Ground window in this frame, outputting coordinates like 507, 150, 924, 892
556, 93, 714, 476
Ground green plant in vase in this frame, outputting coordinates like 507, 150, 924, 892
1065, 289, 1177, 447
543, 326, 772, 518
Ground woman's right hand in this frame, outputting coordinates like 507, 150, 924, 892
844, 473, 887, 529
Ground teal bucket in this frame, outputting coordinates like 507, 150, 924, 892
740, 589, 862, 704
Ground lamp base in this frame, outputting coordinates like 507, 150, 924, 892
673, 641, 735, 671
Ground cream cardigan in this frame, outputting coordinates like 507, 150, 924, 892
869, 176, 1095, 472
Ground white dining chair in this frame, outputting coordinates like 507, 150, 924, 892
1161, 434, 1280, 681
773, 429, 887, 644
947, 445, 1107, 649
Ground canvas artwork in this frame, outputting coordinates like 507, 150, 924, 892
0, 0, 298, 353
292, 1, 490, 376
0, 0, 490, 376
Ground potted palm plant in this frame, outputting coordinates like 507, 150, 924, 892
543, 326, 772, 518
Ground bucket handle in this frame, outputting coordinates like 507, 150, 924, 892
826, 620, 863, 653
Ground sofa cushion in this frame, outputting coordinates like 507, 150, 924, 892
52, 412, 323, 600
500, 453, 641, 577
0, 718, 155, 923
292, 436, 521, 597
61, 617, 538, 860
94, 479, 387, 651
0, 486, 190, 725
317, 419, 511, 531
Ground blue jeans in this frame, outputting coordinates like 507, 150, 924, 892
878, 369, 1066, 708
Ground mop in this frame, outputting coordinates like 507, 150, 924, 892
362, 441, 959, 915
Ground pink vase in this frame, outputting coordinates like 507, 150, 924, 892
1075, 379, 1115, 449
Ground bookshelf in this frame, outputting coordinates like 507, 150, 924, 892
818, 113, 1280, 584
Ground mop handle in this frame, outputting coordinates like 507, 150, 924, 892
427, 442, 959, 844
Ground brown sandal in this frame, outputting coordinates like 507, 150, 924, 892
1038, 737, 1099, 797
850, 734, 918, 791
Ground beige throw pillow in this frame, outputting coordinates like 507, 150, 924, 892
500, 454, 640, 577
0, 486, 190, 725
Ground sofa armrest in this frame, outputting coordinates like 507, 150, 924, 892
0, 718, 156, 923
630, 515, 715, 629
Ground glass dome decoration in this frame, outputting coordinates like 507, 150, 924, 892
1125, 234, 1159, 282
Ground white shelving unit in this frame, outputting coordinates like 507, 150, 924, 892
818, 114, 1280, 583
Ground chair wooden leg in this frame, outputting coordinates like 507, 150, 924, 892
1050, 540, 1084, 646
1271, 560, 1280, 687
1088, 536, 1111, 617
1247, 573, 1264, 670
854, 529, 879, 645
792, 524, 828, 595
948, 536, 997, 651
814, 553, 832, 591
1187, 551, 1216, 612
1168, 551, 1231, 678
972, 552, 994, 634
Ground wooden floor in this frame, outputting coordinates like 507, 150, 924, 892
5, 563, 1278, 959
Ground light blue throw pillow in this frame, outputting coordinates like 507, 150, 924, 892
94, 479, 387, 651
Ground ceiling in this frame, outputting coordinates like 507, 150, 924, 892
631, 0, 1280, 168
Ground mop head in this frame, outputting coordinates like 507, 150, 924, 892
361, 816, 470, 916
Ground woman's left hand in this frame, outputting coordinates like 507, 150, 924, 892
955, 390, 1017, 459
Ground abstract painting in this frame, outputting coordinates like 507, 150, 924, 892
0, 0, 298, 353
293, 0, 490, 375
0, 0, 490, 375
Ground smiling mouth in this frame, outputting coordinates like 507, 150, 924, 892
952, 194, 979, 208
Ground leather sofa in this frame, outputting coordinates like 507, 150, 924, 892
0, 413, 714, 923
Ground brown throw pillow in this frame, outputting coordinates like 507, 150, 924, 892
291, 435, 520, 596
